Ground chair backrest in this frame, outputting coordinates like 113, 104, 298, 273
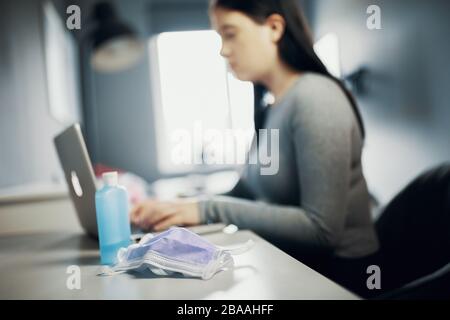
375, 163, 450, 292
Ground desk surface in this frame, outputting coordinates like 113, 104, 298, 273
0, 199, 359, 300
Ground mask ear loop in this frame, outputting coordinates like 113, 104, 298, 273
202, 240, 255, 280
202, 251, 234, 280
217, 239, 255, 255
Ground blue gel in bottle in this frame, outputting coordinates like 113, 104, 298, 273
95, 171, 131, 265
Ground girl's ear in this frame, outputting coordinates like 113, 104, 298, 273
266, 14, 286, 43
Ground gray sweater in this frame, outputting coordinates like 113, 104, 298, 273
198, 73, 379, 258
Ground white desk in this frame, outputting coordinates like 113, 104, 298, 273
0, 198, 359, 300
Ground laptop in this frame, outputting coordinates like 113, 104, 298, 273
54, 123, 226, 241
54, 123, 103, 239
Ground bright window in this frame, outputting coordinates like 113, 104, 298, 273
150, 30, 254, 174
314, 33, 342, 78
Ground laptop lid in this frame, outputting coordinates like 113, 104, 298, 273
54, 123, 98, 238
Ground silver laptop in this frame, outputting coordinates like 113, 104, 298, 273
54, 123, 102, 238
54, 123, 152, 241
54, 123, 226, 240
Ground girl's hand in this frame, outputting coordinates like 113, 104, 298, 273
130, 198, 200, 232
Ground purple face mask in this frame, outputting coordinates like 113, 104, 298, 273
100, 227, 254, 280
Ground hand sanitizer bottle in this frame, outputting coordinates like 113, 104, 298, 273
95, 171, 131, 265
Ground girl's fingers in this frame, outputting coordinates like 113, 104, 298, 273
153, 214, 182, 232
145, 202, 179, 226
130, 204, 143, 223
130, 200, 184, 231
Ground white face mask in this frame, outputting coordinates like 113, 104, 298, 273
98, 227, 254, 280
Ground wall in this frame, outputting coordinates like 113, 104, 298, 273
308, 0, 450, 205
0, 0, 71, 189
86, 0, 160, 181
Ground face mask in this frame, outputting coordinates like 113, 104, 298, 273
98, 227, 254, 280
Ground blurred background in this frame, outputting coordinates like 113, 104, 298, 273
1, 0, 450, 210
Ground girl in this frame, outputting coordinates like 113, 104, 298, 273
131, 0, 380, 296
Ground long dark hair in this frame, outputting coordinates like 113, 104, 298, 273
210, 0, 366, 139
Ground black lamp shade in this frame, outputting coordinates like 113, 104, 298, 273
92, 22, 135, 50
90, 2, 144, 72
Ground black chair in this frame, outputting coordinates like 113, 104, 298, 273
375, 261, 450, 299
374, 163, 450, 298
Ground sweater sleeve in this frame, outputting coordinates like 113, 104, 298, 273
198, 78, 353, 251
220, 176, 256, 200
